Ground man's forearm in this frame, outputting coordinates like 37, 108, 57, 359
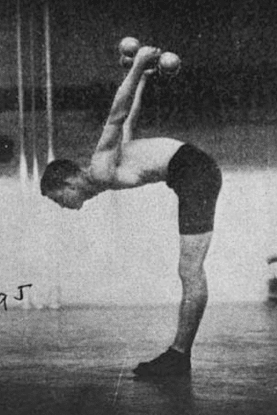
125, 75, 146, 127
122, 75, 147, 144
107, 60, 145, 125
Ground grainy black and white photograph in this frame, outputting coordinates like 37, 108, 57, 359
0, 0, 277, 414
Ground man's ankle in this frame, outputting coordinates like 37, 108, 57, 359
170, 345, 191, 356
170, 345, 185, 354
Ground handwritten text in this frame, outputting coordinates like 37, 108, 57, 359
0, 284, 33, 311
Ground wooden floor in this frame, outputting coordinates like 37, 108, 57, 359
0, 362, 275, 415
0, 302, 277, 415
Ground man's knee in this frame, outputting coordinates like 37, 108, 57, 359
178, 254, 203, 278
178, 232, 212, 287
178, 266, 208, 303
178, 261, 206, 285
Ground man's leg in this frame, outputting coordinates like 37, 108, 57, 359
133, 232, 212, 377
133, 146, 221, 377
171, 232, 212, 355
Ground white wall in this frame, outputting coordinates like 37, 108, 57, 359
0, 169, 275, 308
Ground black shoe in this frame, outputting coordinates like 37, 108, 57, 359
133, 347, 191, 377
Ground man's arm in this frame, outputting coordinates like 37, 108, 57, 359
95, 47, 161, 156
122, 74, 147, 144
122, 68, 156, 144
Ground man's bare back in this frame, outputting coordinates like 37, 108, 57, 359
90, 137, 183, 190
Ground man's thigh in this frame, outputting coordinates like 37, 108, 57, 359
179, 232, 213, 275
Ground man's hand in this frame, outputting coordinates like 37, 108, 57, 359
142, 67, 157, 78
134, 46, 161, 70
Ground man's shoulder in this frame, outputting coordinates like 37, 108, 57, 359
89, 150, 117, 183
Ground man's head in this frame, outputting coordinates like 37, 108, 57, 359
40, 159, 86, 210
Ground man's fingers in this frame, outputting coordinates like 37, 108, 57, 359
143, 67, 157, 77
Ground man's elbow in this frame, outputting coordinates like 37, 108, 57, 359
108, 110, 128, 126
123, 121, 133, 140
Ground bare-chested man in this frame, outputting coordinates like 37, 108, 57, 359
40, 46, 222, 377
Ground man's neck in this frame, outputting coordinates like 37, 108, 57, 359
82, 170, 108, 200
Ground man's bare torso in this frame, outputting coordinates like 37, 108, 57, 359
90, 137, 183, 190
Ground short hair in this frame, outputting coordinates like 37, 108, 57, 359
40, 159, 81, 195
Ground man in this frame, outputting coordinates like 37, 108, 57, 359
40, 46, 222, 376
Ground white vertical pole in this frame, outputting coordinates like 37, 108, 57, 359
17, 0, 28, 187
44, 0, 61, 309
44, 0, 54, 163
17, 0, 24, 151
29, 9, 39, 186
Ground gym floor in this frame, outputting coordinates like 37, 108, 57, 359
0, 302, 276, 415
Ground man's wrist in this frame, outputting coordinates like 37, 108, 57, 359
133, 56, 146, 73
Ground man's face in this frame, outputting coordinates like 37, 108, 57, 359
47, 186, 84, 210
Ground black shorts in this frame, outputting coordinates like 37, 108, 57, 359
166, 144, 222, 235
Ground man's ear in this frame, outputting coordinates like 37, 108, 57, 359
64, 176, 78, 188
